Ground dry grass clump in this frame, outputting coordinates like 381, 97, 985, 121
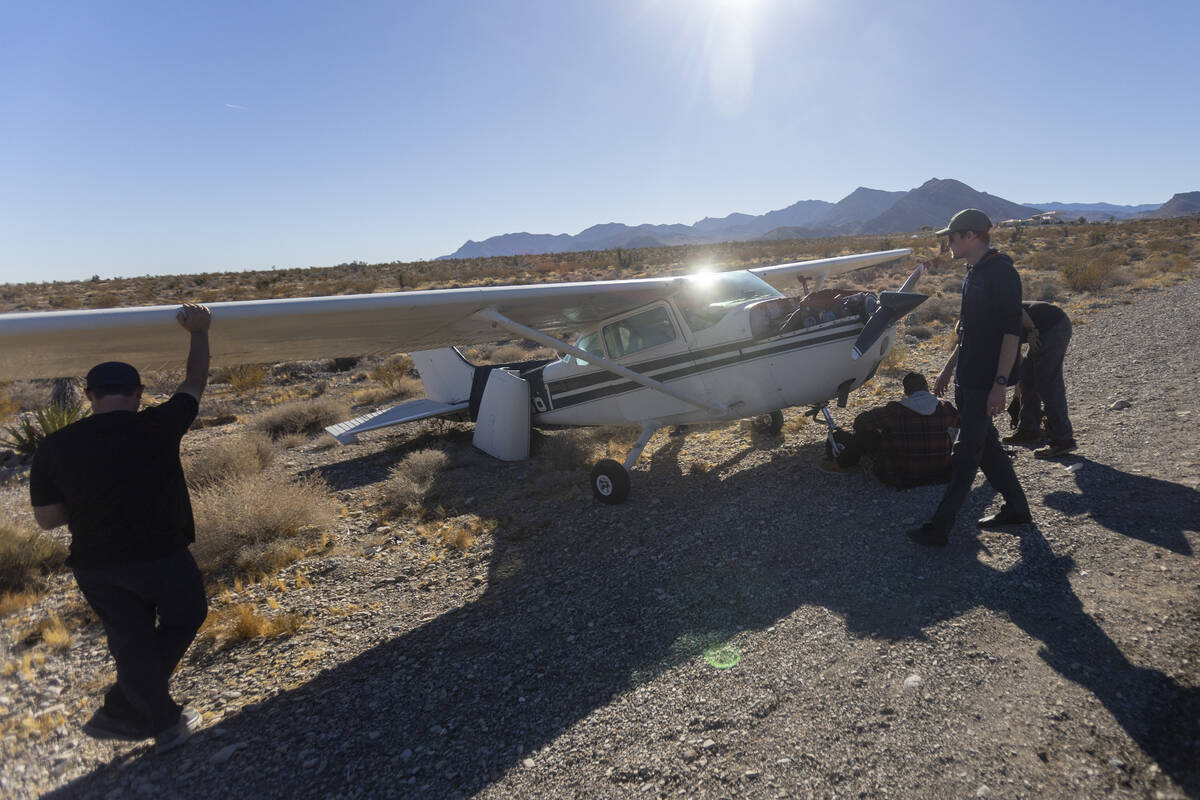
20, 613, 72, 651
199, 602, 306, 648
0, 590, 43, 617
0, 389, 18, 422
381, 449, 450, 515
253, 397, 351, 440
879, 335, 910, 373
0, 516, 67, 595
191, 472, 338, 573
417, 514, 496, 552
1059, 249, 1124, 292
184, 433, 275, 490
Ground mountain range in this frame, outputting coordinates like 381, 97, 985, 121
439, 179, 1195, 260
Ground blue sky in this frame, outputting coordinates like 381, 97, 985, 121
2, 0, 1197, 284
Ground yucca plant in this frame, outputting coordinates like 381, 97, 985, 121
1, 404, 89, 455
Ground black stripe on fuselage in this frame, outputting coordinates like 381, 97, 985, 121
545, 321, 862, 411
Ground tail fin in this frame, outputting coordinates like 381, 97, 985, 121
411, 348, 476, 403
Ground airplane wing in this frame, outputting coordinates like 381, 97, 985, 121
0, 277, 678, 380
0, 249, 911, 381
749, 248, 911, 294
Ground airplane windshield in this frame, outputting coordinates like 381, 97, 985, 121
675, 271, 783, 332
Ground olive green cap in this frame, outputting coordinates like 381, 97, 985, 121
936, 208, 992, 236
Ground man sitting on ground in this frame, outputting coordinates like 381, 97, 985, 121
834, 372, 959, 488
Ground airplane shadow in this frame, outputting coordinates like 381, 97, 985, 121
50, 446, 1199, 798
1042, 457, 1197, 555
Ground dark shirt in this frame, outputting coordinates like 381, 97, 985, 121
956, 250, 1023, 391
30, 393, 199, 568
853, 399, 959, 487
1022, 300, 1068, 333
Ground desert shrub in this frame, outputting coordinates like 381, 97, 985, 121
253, 397, 351, 440
0, 516, 67, 593
905, 294, 959, 325
2, 405, 90, 455
142, 368, 185, 396
229, 364, 268, 395
1060, 250, 1122, 292
369, 354, 414, 388
191, 473, 338, 573
3, 382, 47, 413
1028, 279, 1062, 302
904, 324, 934, 340
183, 433, 275, 490
381, 449, 450, 515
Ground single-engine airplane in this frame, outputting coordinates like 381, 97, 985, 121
0, 248, 927, 503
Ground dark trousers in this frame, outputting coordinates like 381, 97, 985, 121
1018, 320, 1074, 442
836, 429, 882, 468
73, 547, 208, 732
931, 387, 1029, 534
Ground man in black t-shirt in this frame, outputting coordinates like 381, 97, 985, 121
907, 210, 1032, 548
30, 303, 211, 753
1004, 301, 1077, 458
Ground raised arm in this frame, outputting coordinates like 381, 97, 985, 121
175, 303, 211, 402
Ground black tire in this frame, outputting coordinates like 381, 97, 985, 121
752, 410, 785, 436
591, 459, 631, 504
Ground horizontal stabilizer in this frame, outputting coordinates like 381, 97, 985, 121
325, 398, 469, 444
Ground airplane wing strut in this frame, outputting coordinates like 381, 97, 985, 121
470, 307, 727, 417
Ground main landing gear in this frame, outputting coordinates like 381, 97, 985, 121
591, 423, 659, 504
806, 404, 847, 461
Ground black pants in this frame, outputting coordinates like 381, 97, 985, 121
73, 547, 208, 732
931, 387, 1029, 534
1018, 320, 1074, 442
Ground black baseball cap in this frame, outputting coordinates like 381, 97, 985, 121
85, 361, 142, 390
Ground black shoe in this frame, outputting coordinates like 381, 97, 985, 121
1002, 429, 1042, 445
82, 708, 153, 741
1034, 440, 1077, 459
906, 523, 948, 548
978, 506, 1033, 528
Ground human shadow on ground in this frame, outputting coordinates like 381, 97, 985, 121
51, 444, 1199, 798
1042, 457, 1197, 555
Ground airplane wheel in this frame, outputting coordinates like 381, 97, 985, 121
752, 410, 784, 436
591, 459, 630, 504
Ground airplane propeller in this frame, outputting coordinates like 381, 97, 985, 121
850, 290, 929, 360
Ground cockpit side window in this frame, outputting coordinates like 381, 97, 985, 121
602, 306, 677, 360
566, 330, 605, 366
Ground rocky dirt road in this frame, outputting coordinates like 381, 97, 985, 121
2, 277, 1198, 799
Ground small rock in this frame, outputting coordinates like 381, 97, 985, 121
976, 785, 990, 797
1110, 400, 1132, 411
903, 674, 922, 689
522, 758, 535, 768
701, 739, 716, 749
210, 743, 244, 765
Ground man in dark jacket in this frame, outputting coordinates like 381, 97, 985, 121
836, 372, 959, 487
908, 210, 1032, 547
1004, 300, 1077, 458
30, 303, 211, 753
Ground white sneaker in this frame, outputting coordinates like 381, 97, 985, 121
155, 715, 192, 754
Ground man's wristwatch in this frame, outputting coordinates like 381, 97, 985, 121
994, 375, 1007, 385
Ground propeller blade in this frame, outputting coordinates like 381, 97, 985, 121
851, 308, 894, 360
850, 291, 929, 360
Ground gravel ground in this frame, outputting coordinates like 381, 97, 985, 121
1, 276, 1197, 799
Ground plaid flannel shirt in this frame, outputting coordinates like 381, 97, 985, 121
853, 399, 959, 487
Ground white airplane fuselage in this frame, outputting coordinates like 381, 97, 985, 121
529, 290, 891, 428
